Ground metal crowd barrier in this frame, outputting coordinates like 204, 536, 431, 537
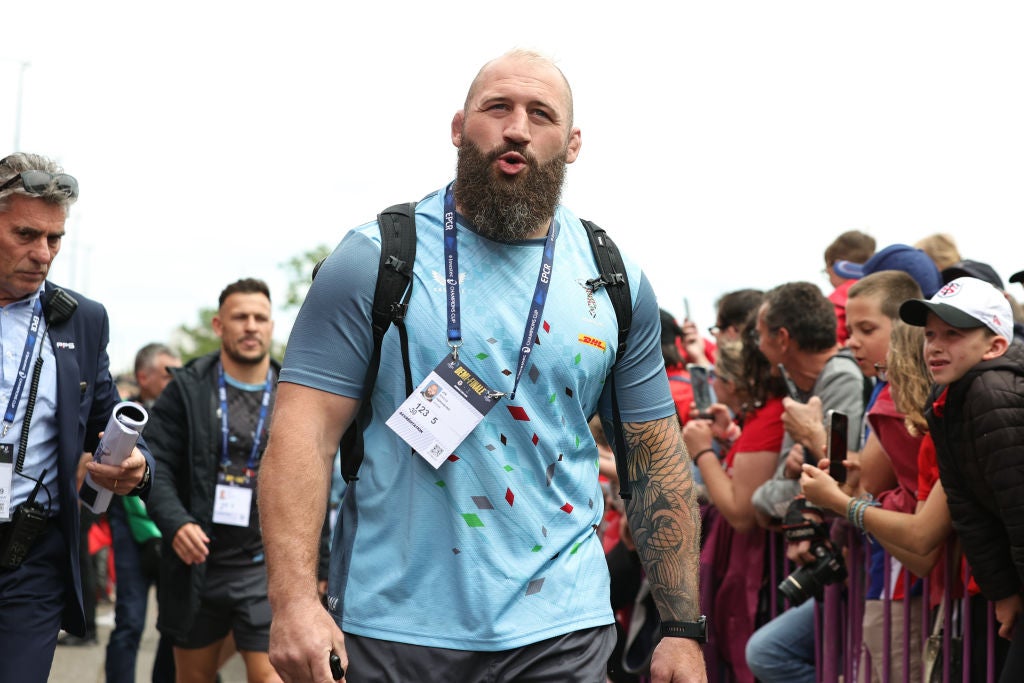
700, 528, 1002, 683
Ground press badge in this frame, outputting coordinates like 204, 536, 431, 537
212, 470, 253, 527
386, 354, 499, 468
0, 444, 13, 521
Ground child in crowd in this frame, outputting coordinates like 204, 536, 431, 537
899, 276, 1024, 683
823, 230, 876, 346
840, 271, 928, 683
803, 317, 1012, 680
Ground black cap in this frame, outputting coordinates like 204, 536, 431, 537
1010, 270, 1024, 286
941, 259, 1004, 290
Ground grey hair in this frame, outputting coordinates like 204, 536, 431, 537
0, 152, 78, 215
134, 342, 180, 375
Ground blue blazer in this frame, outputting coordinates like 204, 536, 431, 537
43, 282, 155, 635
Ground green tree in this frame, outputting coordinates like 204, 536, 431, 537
171, 307, 220, 362
281, 244, 332, 310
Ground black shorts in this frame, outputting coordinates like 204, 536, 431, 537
343, 624, 616, 683
175, 563, 272, 652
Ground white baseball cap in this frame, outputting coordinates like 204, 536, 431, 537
899, 276, 1014, 341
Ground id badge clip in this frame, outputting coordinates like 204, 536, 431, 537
386, 353, 500, 468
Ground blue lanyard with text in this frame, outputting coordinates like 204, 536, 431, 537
217, 363, 273, 471
2, 298, 44, 438
442, 184, 558, 400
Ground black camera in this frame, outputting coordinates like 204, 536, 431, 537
776, 497, 846, 605
777, 540, 847, 606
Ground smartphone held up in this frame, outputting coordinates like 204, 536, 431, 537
825, 410, 848, 483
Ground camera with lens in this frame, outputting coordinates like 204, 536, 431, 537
777, 497, 846, 606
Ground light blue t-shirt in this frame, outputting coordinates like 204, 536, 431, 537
281, 185, 673, 650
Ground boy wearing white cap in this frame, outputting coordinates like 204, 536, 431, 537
900, 276, 1024, 682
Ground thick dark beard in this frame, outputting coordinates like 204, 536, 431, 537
454, 139, 567, 242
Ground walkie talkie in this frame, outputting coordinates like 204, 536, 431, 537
0, 470, 49, 569
44, 288, 78, 325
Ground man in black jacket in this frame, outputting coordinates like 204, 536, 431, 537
900, 276, 1024, 683
147, 278, 326, 682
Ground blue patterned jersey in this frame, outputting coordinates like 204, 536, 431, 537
280, 185, 673, 650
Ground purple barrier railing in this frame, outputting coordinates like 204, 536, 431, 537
811, 534, 999, 683
701, 529, 1002, 683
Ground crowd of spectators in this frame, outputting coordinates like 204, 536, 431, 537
600, 232, 1024, 683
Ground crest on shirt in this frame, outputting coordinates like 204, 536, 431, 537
577, 279, 598, 318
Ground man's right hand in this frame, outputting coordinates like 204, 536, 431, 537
172, 522, 210, 565
269, 596, 347, 682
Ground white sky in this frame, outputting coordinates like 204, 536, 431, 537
4, 1, 1023, 373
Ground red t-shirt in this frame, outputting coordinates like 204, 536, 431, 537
725, 396, 785, 470
665, 363, 695, 425
869, 384, 923, 514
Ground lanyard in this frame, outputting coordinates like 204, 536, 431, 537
217, 363, 274, 471
442, 184, 558, 400
2, 298, 44, 438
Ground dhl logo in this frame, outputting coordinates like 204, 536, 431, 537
578, 334, 607, 352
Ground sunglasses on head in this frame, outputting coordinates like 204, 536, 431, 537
0, 170, 79, 200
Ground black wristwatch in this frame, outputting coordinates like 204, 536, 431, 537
132, 463, 151, 493
660, 616, 708, 643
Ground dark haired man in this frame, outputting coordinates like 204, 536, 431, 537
0, 153, 153, 682
147, 279, 325, 682
745, 281, 866, 683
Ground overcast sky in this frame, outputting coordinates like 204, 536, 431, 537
4, 1, 1023, 373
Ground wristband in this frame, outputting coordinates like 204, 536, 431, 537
692, 448, 716, 465
660, 616, 708, 643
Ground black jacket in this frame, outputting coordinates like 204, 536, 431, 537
928, 340, 1024, 601
146, 351, 329, 638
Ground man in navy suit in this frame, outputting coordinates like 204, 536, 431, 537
0, 152, 155, 682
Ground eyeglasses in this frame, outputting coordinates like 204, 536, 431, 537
707, 324, 722, 336
0, 170, 79, 200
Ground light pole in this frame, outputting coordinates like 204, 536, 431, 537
13, 60, 30, 151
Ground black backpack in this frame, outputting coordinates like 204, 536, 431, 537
314, 203, 638, 498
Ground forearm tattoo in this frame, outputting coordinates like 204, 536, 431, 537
608, 416, 702, 621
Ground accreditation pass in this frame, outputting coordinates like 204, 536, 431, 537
386, 354, 498, 468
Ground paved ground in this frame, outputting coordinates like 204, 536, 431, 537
49, 591, 248, 683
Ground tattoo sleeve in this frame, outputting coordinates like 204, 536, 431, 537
606, 415, 701, 621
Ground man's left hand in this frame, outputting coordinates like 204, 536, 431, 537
781, 396, 826, 459
85, 445, 147, 494
649, 636, 707, 682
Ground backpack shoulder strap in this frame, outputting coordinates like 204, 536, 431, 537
582, 220, 631, 356
337, 202, 418, 483
581, 219, 634, 499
